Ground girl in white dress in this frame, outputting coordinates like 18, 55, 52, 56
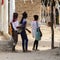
31, 15, 40, 50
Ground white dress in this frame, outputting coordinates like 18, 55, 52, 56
31, 21, 39, 38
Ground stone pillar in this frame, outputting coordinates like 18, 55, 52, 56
3, 0, 8, 33
10, 0, 15, 23
0, 0, 1, 31
0, 0, 4, 32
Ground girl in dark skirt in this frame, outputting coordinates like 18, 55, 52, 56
11, 12, 19, 51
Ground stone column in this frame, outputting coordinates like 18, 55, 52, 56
3, 0, 8, 33
0, 0, 4, 32
0, 0, 1, 31
10, 0, 15, 23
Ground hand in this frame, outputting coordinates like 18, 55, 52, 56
26, 28, 31, 33
28, 30, 31, 33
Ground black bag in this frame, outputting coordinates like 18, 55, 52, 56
39, 29, 42, 37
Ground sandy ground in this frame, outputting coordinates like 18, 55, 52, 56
0, 25, 60, 60
0, 48, 60, 60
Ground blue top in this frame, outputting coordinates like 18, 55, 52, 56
20, 18, 27, 33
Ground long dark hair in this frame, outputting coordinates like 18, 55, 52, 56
20, 12, 27, 24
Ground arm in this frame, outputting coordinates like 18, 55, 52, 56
26, 28, 31, 33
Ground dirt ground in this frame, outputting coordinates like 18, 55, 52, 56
0, 25, 60, 60
0, 48, 60, 60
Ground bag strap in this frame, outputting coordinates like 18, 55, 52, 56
36, 21, 39, 28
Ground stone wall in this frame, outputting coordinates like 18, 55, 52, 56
15, 0, 41, 25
